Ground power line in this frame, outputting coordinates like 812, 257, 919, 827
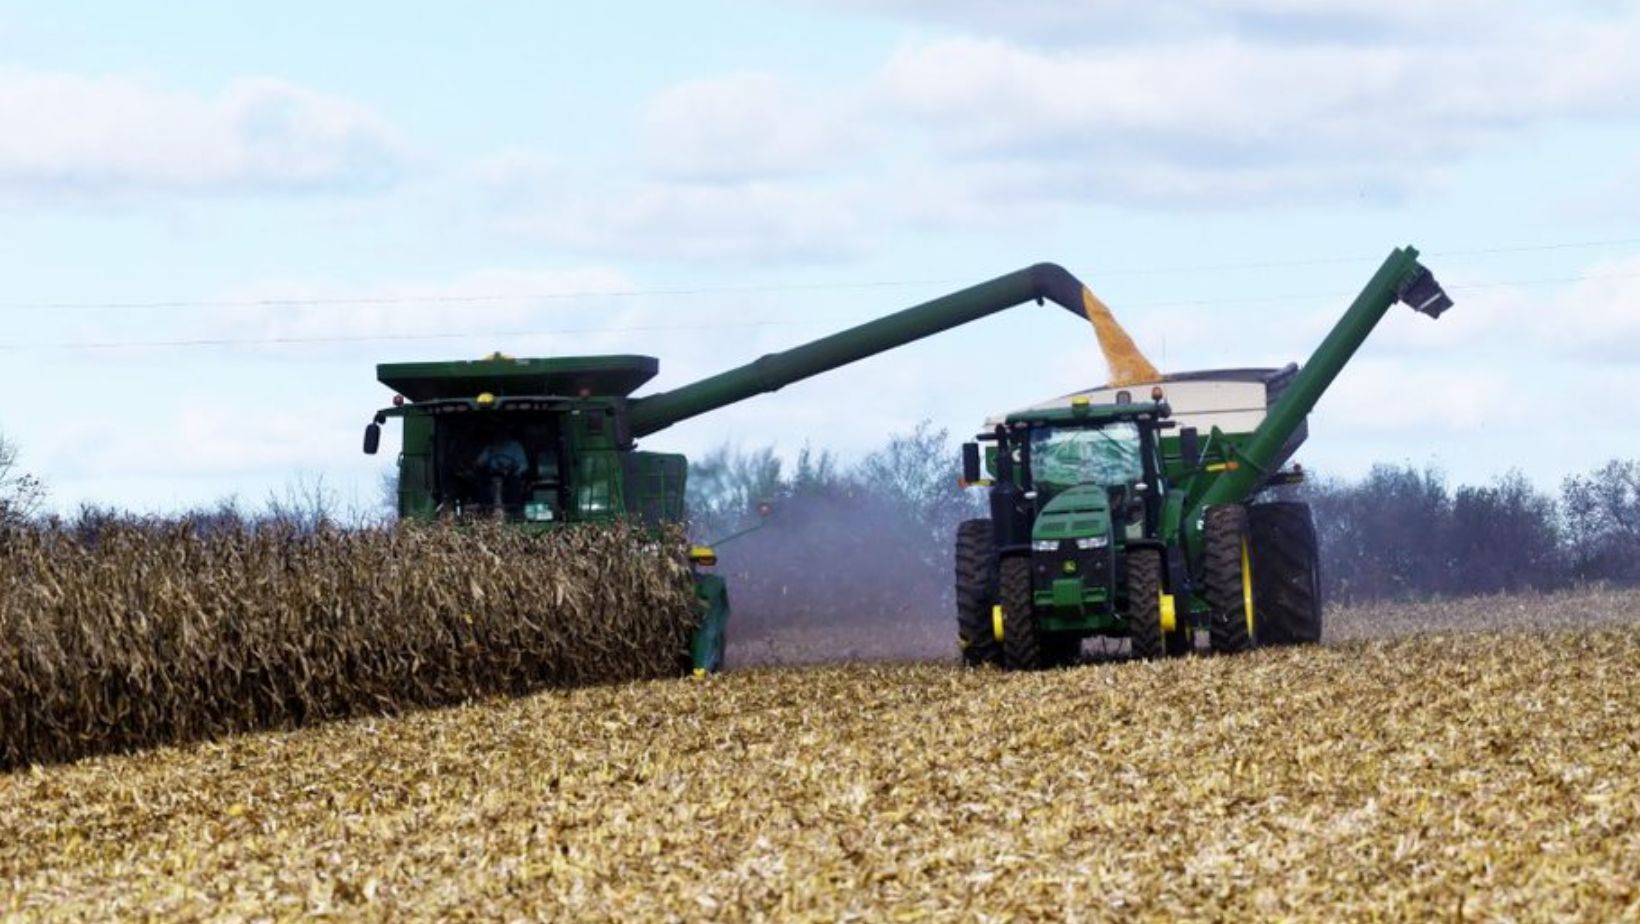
1, 235, 1637, 314
1120, 269, 1640, 311
0, 278, 955, 313
2, 268, 1635, 354
0, 320, 795, 354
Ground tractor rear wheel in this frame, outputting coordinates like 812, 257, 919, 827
1204, 504, 1258, 654
999, 556, 1045, 670
1249, 502, 1323, 646
1127, 548, 1166, 660
955, 519, 1002, 667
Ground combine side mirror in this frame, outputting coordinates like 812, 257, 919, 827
1179, 427, 1201, 468
363, 421, 382, 455
961, 442, 981, 484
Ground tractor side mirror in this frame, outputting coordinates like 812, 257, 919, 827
961, 442, 981, 484
363, 421, 382, 455
1179, 427, 1201, 468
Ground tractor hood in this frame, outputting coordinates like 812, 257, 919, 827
1031, 485, 1112, 542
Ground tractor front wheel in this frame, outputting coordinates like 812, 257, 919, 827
954, 519, 1002, 667
1204, 505, 1258, 654
1127, 548, 1166, 660
999, 556, 1045, 670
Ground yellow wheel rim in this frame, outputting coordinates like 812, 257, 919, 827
1240, 538, 1255, 638
992, 604, 1005, 642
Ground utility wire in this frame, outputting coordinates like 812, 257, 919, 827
1120, 269, 1640, 311
1, 235, 1637, 314
0, 320, 795, 354
1, 269, 1635, 354
0, 279, 954, 313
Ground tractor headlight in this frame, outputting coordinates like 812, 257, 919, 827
1031, 539, 1060, 552
1075, 536, 1109, 550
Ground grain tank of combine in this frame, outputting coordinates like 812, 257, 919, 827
956, 246, 1455, 669
361, 263, 1128, 674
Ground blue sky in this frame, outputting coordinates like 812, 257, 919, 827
1, 1, 1638, 513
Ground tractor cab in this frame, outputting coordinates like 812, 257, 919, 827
960, 392, 1175, 651
967, 392, 1173, 548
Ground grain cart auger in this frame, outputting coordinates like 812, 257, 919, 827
954, 246, 1454, 669
360, 263, 1118, 675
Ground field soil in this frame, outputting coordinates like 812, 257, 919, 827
4, 588, 1640, 921
730, 583, 1640, 666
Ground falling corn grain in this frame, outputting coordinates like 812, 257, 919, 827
1078, 286, 1160, 387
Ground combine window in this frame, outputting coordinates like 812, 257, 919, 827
432, 415, 565, 519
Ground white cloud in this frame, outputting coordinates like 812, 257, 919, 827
870, 24, 1640, 188
642, 72, 862, 181
801, 0, 1590, 45
1317, 358, 1527, 436
514, 2, 1640, 249
472, 151, 871, 263
198, 266, 642, 349
0, 68, 404, 199
40, 403, 356, 480
1362, 254, 1640, 365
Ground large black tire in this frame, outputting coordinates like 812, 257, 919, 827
955, 519, 1002, 667
999, 556, 1044, 670
1204, 505, 1258, 654
1249, 502, 1323, 646
1127, 548, 1166, 660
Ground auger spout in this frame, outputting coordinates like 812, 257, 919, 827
626, 263, 1150, 438
1192, 245, 1453, 514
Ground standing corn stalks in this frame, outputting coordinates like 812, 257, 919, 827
0, 518, 698, 769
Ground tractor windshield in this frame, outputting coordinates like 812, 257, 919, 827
1029, 422, 1143, 490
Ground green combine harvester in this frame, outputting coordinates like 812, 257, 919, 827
954, 246, 1453, 668
362, 263, 1121, 673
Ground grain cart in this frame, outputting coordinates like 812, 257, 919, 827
361, 264, 1134, 674
955, 246, 1453, 668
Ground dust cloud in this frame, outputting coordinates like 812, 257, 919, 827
711, 490, 961, 668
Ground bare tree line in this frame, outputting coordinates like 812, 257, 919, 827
689, 427, 1640, 625
3, 424, 1634, 615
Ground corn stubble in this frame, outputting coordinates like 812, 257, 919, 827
4, 591, 1639, 921
0, 520, 699, 769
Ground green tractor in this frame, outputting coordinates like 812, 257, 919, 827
955, 246, 1454, 668
361, 263, 1131, 674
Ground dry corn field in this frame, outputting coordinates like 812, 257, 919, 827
0, 520, 699, 769
4, 588, 1640, 921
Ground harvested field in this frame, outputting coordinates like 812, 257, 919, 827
0, 520, 698, 769
5, 591, 1640, 921
729, 583, 1640, 666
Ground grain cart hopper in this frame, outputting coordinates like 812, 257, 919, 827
955, 246, 1454, 668
361, 264, 1130, 674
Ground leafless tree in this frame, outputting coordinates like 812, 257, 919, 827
0, 431, 45, 526
1562, 460, 1640, 582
